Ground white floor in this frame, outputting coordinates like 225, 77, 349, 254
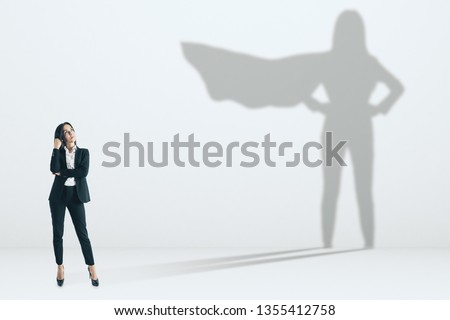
1, 247, 449, 300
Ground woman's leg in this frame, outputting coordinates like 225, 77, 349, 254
66, 190, 95, 266
49, 200, 66, 265
321, 162, 344, 247
350, 135, 375, 248
321, 129, 347, 248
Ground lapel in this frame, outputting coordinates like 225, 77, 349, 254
61, 147, 67, 170
74, 147, 79, 167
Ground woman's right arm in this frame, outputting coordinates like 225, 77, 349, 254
50, 138, 62, 174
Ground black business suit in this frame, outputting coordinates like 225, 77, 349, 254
49, 146, 95, 266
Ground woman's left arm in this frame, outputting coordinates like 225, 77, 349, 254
59, 149, 90, 178
372, 58, 404, 115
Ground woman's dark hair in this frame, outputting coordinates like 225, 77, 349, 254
54, 122, 76, 147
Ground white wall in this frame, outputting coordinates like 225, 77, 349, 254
0, 0, 449, 248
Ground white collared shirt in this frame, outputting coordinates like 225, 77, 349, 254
64, 145, 77, 186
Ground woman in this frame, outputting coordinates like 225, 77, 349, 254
49, 122, 99, 287
303, 11, 404, 248
184, 10, 403, 248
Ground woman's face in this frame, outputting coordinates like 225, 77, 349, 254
62, 124, 76, 145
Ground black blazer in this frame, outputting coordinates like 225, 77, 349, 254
49, 146, 91, 203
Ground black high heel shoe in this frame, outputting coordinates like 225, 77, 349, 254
88, 266, 99, 287
56, 265, 64, 287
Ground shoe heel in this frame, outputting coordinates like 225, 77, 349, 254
87, 266, 99, 287
56, 265, 64, 287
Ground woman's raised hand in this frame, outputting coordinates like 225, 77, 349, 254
54, 138, 62, 149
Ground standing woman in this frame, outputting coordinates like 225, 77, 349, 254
49, 122, 99, 287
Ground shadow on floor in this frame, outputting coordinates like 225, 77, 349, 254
66, 247, 370, 286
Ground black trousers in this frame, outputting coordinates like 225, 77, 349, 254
49, 186, 95, 265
